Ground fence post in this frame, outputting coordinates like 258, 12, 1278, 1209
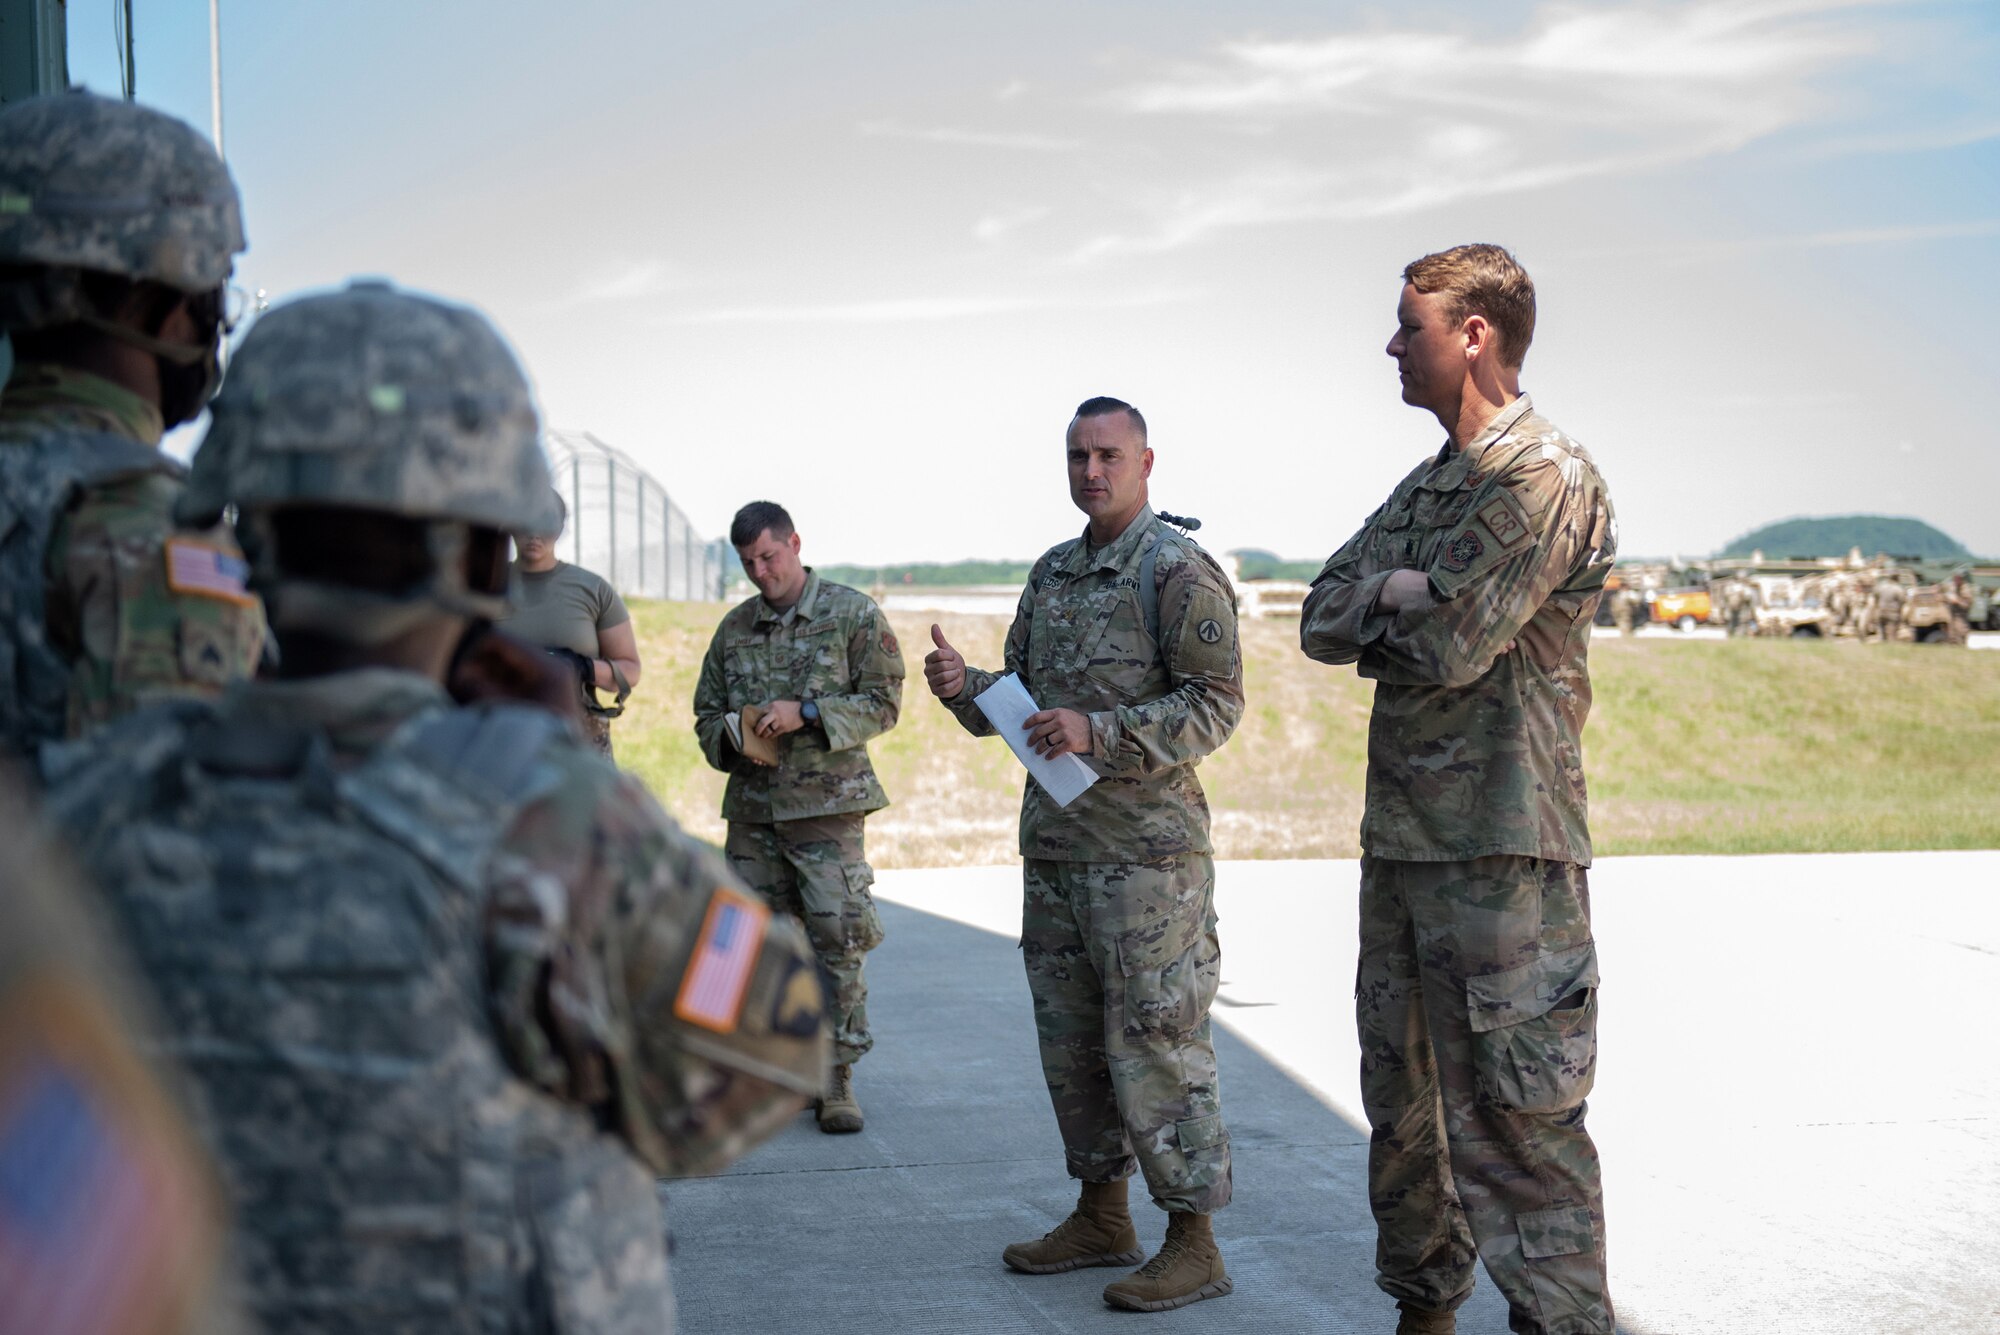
606, 458, 618, 585
570, 453, 581, 566
635, 473, 647, 598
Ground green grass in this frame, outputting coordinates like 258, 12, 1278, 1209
617, 601, 2000, 866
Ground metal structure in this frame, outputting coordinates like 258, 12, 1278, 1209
544, 429, 725, 601
0, 0, 67, 105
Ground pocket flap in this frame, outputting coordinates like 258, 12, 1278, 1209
1115, 898, 1207, 978
1465, 941, 1599, 1034
1176, 1113, 1227, 1154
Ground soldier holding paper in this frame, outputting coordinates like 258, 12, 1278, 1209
924, 396, 1243, 1314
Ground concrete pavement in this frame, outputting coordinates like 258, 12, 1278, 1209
663, 852, 2000, 1334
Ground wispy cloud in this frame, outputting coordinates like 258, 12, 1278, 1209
973, 205, 1052, 243
569, 258, 686, 304
1075, 0, 1896, 259
666, 289, 1196, 326
1587, 217, 2000, 261
859, 120, 1082, 152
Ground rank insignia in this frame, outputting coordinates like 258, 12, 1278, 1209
1442, 530, 1485, 573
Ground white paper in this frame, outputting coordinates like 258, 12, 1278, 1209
973, 673, 1100, 809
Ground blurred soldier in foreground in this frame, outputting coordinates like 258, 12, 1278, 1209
40, 283, 826, 1333
0, 92, 263, 764
0, 771, 249, 1335
1300, 246, 1617, 1335
925, 398, 1243, 1313
693, 501, 903, 1133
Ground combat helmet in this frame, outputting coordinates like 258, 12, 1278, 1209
0, 91, 246, 419
181, 280, 561, 641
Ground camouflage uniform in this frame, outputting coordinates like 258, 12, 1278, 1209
1874, 579, 1906, 643
0, 770, 251, 1335
37, 283, 829, 1334
0, 94, 264, 762
693, 569, 903, 1066
942, 506, 1243, 1213
1301, 397, 1617, 1335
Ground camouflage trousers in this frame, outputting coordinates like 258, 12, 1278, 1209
1357, 855, 1612, 1335
726, 813, 882, 1066
583, 712, 614, 761
1021, 855, 1230, 1215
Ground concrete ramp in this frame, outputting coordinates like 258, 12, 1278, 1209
664, 854, 2000, 1334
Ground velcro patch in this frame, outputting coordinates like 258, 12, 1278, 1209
1441, 530, 1485, 573
1475, 499, 1532, 551
674, 887, 771, 1034
880, 630, 899, 657
163, 539, 255, 606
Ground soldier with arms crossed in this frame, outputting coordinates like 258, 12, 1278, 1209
0, 92, 263, 764
692, 501, 904, 1134
925, 397, 1242, 1313
1300, 246, 1617, 1335
41, 283, 827, 1333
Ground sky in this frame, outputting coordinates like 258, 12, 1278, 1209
65, 0, 2000, 565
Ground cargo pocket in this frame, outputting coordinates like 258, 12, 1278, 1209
841, 863, 886, 953
1464, 941, 1599, 1113
1115, 897, 1217, 1039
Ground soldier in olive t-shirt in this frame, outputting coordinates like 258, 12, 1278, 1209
501, 559, 631, 755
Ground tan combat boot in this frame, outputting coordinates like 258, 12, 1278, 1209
1002, 1179, 1143, 1274
1394, 1301, 1457, 1334
816, 1063, 863, 1134
1101, 1210, 1232, 1312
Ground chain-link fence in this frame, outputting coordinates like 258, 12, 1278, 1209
545, 429, 726, 601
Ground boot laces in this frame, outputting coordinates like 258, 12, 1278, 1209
1136, 1229, 1190, 1277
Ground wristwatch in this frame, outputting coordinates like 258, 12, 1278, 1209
800, 699, 820, 726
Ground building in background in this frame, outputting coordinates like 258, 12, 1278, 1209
545, 428, 726, 601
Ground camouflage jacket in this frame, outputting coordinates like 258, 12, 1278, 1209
42, 671, 824, 1329
944, 506, 1244, 863
1300, 397, 1616, 864
0, 362, 263, 762
694, 569, 905, 823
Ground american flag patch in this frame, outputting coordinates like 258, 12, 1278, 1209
0, 1054, 184, 1335
163, 538, 256, 606
675, 888, 770, 1034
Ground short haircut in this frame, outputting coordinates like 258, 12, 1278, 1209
1071, 395, 1147, 444
730, 500, 795, 549
1403, 244, 1536, 370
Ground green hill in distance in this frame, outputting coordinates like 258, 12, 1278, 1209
1718, 515, 1968, 560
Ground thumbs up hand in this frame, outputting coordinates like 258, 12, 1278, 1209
923, 623, 966, 700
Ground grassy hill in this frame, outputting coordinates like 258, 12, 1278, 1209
615, 602, 2000, 866
1719, 515, 1968, 559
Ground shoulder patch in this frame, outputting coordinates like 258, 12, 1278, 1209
674, 887, 771, 1034
1197, 618, 1223, 644
1441, 529, 1485, 573
1475, 498, 1532, 551
162, 538, 256, 606
880, 629, 899, 657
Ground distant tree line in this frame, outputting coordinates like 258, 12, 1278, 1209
1229, 549, 1323, 581
1717, 515, 1969, 560
819, 560, 1036, 588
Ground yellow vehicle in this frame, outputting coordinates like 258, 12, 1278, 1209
1649, 588, 1713, 631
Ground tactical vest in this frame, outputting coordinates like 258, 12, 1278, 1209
62, 699, 675, 1334
0, 425, 174, 762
